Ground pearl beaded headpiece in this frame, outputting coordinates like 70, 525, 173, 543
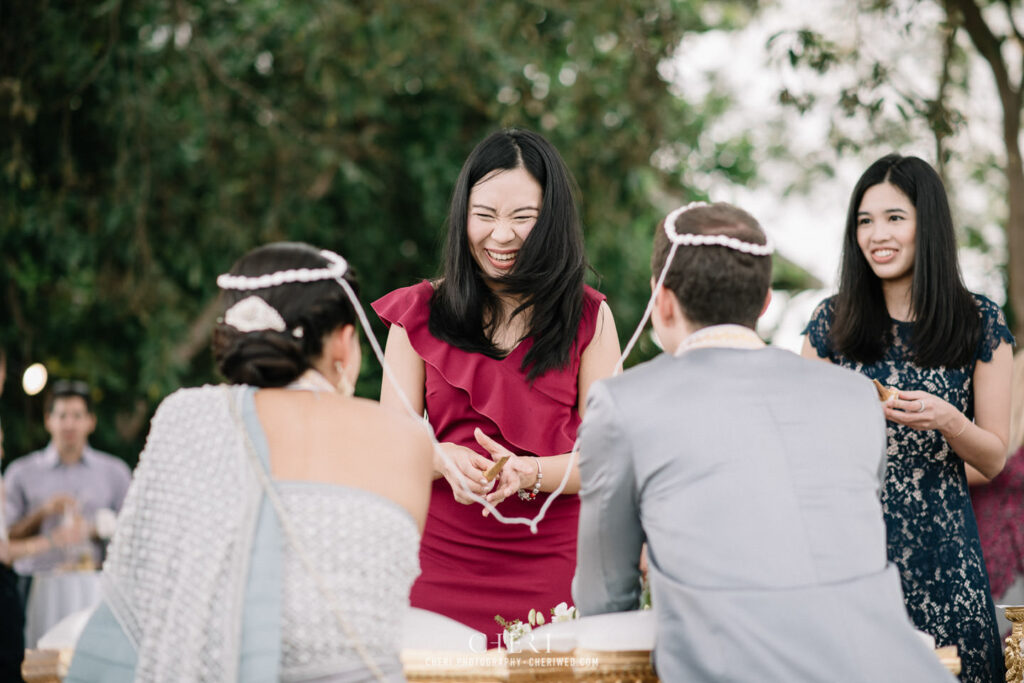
217, 249, 350, 337
662, 202, 775, 255
216, 249, 349, 291
616, 201, 774, 367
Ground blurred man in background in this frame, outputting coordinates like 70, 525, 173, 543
0, 358, 93, 679
4, 380, 130, 575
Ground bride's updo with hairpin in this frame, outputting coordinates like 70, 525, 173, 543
212, 242, 359, 387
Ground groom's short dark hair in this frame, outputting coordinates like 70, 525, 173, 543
650, 202, 772, 329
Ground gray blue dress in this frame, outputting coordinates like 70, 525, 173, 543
66, 386, 418, 682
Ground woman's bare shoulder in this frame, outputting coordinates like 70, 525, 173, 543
313, 395, 432, 458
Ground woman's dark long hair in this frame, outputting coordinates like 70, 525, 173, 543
213, 242, 360, 387
429, 129, 587, 380
832, 154, 979, 367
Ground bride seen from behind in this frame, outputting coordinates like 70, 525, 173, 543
66, 242, 433, 683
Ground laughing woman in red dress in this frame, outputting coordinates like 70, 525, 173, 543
373, 129, 620, 645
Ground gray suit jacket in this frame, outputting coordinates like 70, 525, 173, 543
573, 347, 955, 682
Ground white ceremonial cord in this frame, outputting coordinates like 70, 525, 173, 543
227, 389, 389, 683
220, 248, 575, 532
615, 241, 680, 374
323, 253, 554, 532
531, 437, 579, 535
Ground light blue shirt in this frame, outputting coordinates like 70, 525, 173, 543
3, 444, 131, 573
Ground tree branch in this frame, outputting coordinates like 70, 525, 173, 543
171, 296, 220, 367
173, 0, 214, 117
114, 398, 149, 443
999, 0, 1024, 48
4, 260, 31, 358
65, 0, 122, 104
192, 37, 322, 147
1018, 49, 1024, 113
946, 0, 1019, 126
130, 50, 154, 289
934, 22, 959, 180
994, 0, 1024, 126
949, 0, 1017, 106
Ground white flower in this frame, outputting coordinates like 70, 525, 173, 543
502, 622, 533, 652
551, 602, 578, 622
94, 508, 118, 540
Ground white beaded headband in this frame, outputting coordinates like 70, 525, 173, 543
217, 250, 351, 339
216, 249, 350, 290
616, 202, 774, 367
662, 202, 775, 255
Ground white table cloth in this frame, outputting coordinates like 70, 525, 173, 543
24, 571, 102, 649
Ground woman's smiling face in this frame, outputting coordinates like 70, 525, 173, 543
856, 181, 917, 286
466, 166, 542, 284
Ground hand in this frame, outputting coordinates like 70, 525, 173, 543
49, 515, 90, 548
883, 390, 961, 434
474, 429, 537, 508
434, 442, 495, 505
40, 494, 77, 520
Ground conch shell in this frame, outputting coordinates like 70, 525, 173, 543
872, 379, 899, 403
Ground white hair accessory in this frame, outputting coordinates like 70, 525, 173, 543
216, 250, 349, 291
223, 295, 287, 333
663, 202, 775, 255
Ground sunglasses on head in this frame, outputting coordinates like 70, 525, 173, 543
50, 380, 91, 398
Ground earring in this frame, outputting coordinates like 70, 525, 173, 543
334, 361, 355, 397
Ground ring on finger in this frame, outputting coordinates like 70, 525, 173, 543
916, 400, 925, 413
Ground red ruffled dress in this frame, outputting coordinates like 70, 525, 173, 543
373, 281, 606, 645
970, 447, 1024, 601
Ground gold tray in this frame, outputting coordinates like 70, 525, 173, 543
21, 642, 963, 682
401, 648, 655, 682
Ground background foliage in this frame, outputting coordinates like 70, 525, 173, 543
764, 0, 1022, 334
2, 0, 781, 465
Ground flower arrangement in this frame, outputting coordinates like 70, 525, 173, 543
494, 579, 650, 651
494, 601, 578, 649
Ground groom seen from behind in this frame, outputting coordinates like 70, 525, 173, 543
572, 202, 954, 682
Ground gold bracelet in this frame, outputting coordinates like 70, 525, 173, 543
947, 417, 969, 440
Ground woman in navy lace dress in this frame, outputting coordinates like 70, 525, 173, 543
802, 154, 1013, 683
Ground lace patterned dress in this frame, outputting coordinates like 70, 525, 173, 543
804, 294, 1014, 683
67, 386, 419, 683
275, 485, 419, 682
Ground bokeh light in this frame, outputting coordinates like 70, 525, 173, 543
22, 363, 48, 396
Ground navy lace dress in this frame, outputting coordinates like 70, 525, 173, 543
804, 294, 1013, 683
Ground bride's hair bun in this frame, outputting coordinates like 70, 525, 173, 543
212, 242, 359, 387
